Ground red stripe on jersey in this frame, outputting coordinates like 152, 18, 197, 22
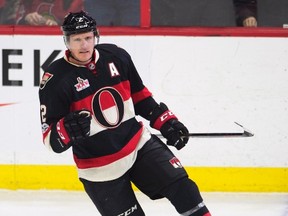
131, 87, 152, 104
74, 126, 143, 168
114, 80, 131, 101
71, 95, 94, 112
204, 213, 211, 216
71, 81, 131, 111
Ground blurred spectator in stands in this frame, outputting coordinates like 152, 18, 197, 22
84, 0, 140, 26
233, 0, 257, 27
0, 0, 5, 23
15, 0, 83, 25
0, 0, 4, 15
0, 0, 21, 24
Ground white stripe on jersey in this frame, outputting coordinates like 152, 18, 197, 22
77, 127, 152, 182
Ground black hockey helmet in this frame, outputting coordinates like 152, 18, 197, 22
61, 10, 99, 37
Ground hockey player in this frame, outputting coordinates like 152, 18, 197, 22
39, 10, 211, 216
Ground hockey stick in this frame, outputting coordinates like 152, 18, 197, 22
155, 122, 254, 138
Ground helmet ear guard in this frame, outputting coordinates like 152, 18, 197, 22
61, 10, 99, 39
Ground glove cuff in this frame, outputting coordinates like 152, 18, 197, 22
152, 110, 177, 130
56, 118, 71, 145
149, 103, 177, 130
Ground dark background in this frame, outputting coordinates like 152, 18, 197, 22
151, 0, 288, 27
1, 0, 288, 27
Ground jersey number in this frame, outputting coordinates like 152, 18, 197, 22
40, 104, 47, 122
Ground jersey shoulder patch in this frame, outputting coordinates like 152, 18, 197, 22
39, 72, 54, 90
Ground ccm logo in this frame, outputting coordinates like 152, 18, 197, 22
160, 111, 174, 122
117, 204, 138, 216
56, 121, 66, 140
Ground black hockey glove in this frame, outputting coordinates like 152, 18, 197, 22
160, 119, 189, 150
63, 110, 91, 144
149, 102, 189, 150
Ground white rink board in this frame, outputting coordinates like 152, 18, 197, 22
0, 35, 287, 167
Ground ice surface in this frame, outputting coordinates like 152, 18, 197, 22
0, 190, 287, 216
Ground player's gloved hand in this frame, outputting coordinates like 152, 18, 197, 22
149, 102, 189, 150
63, 110, 92, 143
160, 119, 189, 150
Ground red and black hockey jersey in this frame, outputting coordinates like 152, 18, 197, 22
39, 44, 158, 181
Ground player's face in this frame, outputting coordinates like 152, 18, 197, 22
67, 31, 95, 65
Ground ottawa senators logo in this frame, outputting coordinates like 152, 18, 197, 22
40, 72, 53, 90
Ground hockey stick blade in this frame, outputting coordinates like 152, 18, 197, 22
234, 122, 254, 137
155, 122, 254, 138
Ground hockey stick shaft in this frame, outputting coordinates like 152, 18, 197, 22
155, 122, 254, 138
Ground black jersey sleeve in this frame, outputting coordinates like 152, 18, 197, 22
39, 59, 75, 153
